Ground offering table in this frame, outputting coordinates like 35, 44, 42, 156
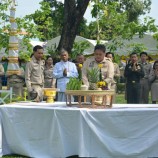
65, 89, 115, 108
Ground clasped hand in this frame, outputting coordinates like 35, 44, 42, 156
63, 68, 67, 76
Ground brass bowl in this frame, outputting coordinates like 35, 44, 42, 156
43, 88, 58, 103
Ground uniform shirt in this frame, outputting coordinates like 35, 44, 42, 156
82, 56, 114, 87
149, 69, 158, 83
44, 65, 56, 88
124, 63, 144, 83
44, 65, 54, 79
114, 63, 120, 78
25, 56, 45, 92
53, 61, 78, 92
140, 62, 153, 79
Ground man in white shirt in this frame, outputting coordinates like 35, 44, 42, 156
53, 49, 78, 101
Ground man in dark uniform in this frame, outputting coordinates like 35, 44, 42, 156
124, 52, 144, 104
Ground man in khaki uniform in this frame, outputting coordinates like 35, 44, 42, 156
25, 45, 45, 102
106, 52, 120, 102
139, 52, 153, 103
82, 44, 114, 105
0, 63, 4, 97
82, 44, 114, 88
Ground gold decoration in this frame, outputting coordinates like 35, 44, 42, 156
7, 70, 21, 75
9, 47, 18, 50
10, 32, 18, 36
43, 88, 58, 103
8, 57, 18, 63
10, 17, 16, 23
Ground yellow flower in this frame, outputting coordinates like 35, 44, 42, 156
97, 81, 107, 88
78, 64, 83, 68
98, 63, 103, 68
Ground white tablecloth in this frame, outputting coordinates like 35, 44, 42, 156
1, 102, 158, 158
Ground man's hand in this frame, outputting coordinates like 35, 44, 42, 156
63, 68, 67, 76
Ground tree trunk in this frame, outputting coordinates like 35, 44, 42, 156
58, 0, 90, 54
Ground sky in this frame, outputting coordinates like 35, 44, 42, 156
14, 0, 158, 25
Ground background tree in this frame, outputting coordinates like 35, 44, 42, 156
0, 1, 10, 51
57, 0, 90, 52
87, 0, 157, 52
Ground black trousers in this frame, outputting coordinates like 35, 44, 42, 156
126, 83, 141, 104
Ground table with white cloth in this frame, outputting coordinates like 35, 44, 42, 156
1, 102, 158, 158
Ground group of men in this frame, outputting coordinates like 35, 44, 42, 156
24, 44, 117, 102
1, 43, 153, 104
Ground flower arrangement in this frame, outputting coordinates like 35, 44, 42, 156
97, 81, 108, 90
97, 63, 108, 90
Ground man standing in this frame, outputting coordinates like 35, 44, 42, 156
82, 44, 114, 89
25, 45, 45, 102
124, 52, 144, 104
139, 52, 152, 104
106, 52, 120, 102
53, 49, 78, 101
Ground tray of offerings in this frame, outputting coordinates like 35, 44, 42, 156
65, 89, 115, 109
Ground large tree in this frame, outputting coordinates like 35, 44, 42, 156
57, 0, 90, 52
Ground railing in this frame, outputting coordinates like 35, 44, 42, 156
0, 87, 13, 104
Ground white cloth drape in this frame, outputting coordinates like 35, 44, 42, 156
1, 103, 158, 158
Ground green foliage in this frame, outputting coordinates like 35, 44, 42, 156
0, 1, 42, 58
113, 53, 121, 64
153, 33, 158, 49
71, 41, 90, 60
87, 67, 100, 83
66, 78, 82, 90
0, 1, 11, 50
128, 43, 147, 54
25, 1, 57, 41
46, 43, 59, 59
87, 0, 157, 53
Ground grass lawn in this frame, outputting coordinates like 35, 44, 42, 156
115, 93, 127, 104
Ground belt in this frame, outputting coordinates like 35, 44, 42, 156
31, 83, 43, 87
